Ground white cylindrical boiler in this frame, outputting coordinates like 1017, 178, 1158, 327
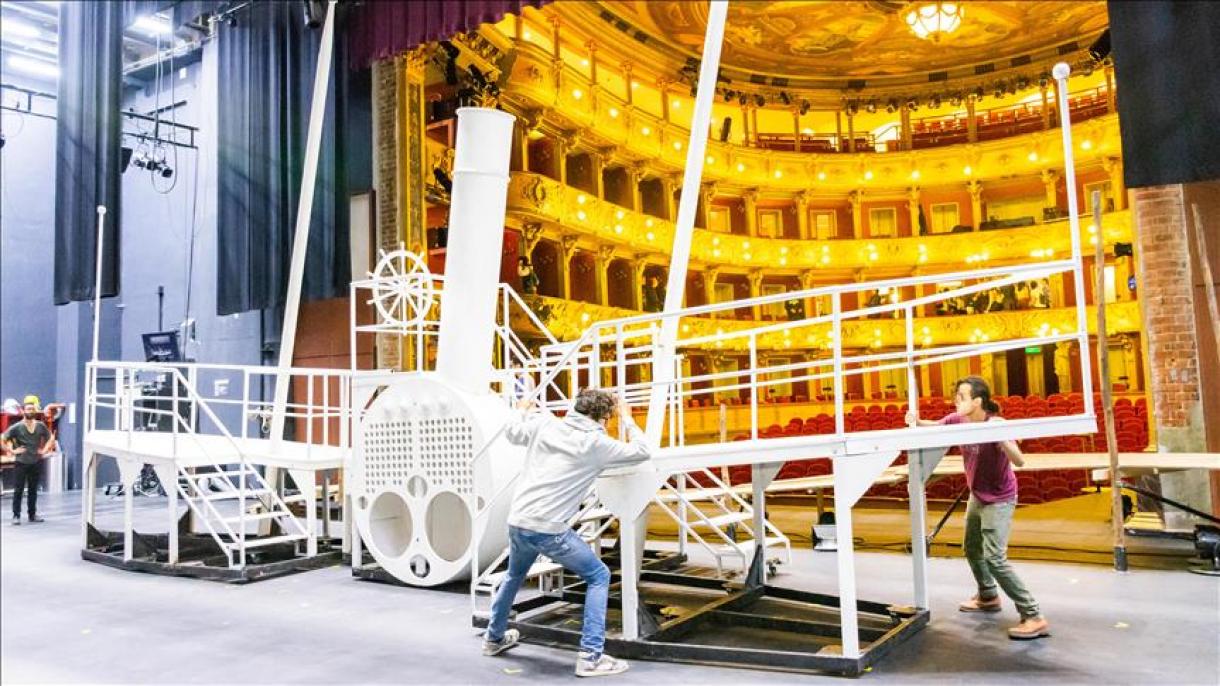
350, 376, 524, 585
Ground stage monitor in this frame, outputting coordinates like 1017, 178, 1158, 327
142, 331, 181, 363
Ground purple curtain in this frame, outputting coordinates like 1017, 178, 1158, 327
347, 0, 549, 69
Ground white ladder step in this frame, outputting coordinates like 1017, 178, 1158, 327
714, 536, 787, 557
482, 560, 563, 588
203, 488, 273, 501
659, 488, 730, 502
575, 507, 611, 524
241, 534, 307, 549
692, 512, 752, 528
222, 510, 287, 524
184, 469, 260, 479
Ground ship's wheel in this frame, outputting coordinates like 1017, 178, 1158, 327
367, 247, 436, 328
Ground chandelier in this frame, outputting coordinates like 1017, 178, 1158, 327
905, 2, 964, 42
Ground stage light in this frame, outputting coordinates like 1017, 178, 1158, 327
865, 99, 877, 113
949, 93, 962, 106
906, 98, 919, 111
799, 99, 810, 115
845, 100, 858, 115
1016, 76, 1030, 90
738, 93, 748, 106
886, 98, 898, 113
973, 85, 984, 100
1039, 72, 1051, 89
930, 94, 941, 109
754, 94, 766, 107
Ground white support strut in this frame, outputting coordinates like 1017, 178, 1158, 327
270, 0, 338, 446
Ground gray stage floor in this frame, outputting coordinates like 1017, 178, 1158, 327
2, 491, 1217, 685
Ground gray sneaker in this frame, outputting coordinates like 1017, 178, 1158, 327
11, 516, 19, 526
575, 652, 629, 677
482, 628, 519, 656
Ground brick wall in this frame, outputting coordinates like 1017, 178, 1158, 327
1133, 185, 1201, 428
372, 58, 401, 370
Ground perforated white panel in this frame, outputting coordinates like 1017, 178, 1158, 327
363, 420, 414, 489
418, 416, 475, 494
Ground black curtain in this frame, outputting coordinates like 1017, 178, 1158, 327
54, 2, 124, 305
1108, 1, 1220, 187
215, 1, 352, 316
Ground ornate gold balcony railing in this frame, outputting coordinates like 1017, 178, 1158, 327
504, 172, 1133, 271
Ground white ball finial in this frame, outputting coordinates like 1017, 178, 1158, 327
1052, 62, 1071, 80
96, 205, 107, 215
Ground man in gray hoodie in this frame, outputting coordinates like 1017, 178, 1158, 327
482, 388, 652, 677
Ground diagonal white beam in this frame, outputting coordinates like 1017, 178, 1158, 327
645, 1, 728, 445
270, 0, 337, 447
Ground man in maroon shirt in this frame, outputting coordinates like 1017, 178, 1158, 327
908, 376, 1050, 640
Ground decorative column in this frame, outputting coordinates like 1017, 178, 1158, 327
594, 245, 614, 306
835, 111, 843, 151
699, 181, 718, 229
702, 267, 720, 306
522, 222, 544, 257
1103, 156, 1125, 211
748, 269, 764, 320
1054, 341, 1073, 392
743, 187, 760, 237
966, 95, 978, 143
630, 255, 648, 311
967, 180, 983, 230
795, 191, 810, 239
800, 270, 817, 321
661, 174, 679, 221
397, 48, 430, 256
1104, 63, 1116, 113
558, 235, 579, 300
907, 186, 921, 236
750, 106, 760, 147
586, 40, 598, 86
979, 351, 994, 383
628, 162, 646, 213
846, 110, 856, 152
1040, 168, 1060, 214
849, 189, 864, 238
555, 132, 574, 186
1120, 334, 1140, 389
588, 149, 607, 200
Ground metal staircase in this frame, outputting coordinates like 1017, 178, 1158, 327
472, 494, 615, 616
654, 467, 791, 577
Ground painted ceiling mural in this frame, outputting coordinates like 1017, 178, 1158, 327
595, 1, 1108, 79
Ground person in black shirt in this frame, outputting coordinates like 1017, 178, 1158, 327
2, 402, 55, 525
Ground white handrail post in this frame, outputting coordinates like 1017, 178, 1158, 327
905, 305, 917, 417
749, 334, 759, 440
832, 293, 845, 435
91, 205, 107, 363
270, 0, 338, 447
1053, 62, 1095, 417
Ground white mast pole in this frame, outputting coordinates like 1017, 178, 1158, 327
270, 0, 337, 446
91, 205, 107, 362
644, 1, 729, 445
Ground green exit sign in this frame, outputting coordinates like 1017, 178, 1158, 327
1024, 346, 1042, 354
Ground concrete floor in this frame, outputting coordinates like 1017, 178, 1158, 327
2, 491, 1218, 685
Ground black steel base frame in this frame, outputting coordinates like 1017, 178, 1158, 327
472, 549, 928, 677
81, 523, 342, 583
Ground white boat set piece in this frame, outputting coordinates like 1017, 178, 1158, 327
80, 0, 1105, 675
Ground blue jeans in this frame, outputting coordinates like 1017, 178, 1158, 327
487, 526, 611, 657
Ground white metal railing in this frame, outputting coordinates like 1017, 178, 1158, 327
512, 258, 1093, 455
85, 362, 332, 566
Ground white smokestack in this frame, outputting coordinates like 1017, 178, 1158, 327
436, 107, 516, 395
